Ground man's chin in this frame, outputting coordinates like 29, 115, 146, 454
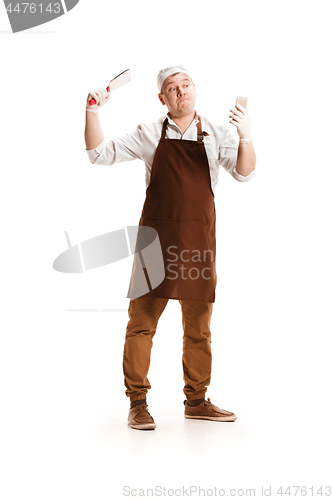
177, 102, 194, 113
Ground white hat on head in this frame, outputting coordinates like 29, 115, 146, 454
157, 65, 192, 92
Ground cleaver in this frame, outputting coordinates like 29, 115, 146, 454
89, 69, 131, 106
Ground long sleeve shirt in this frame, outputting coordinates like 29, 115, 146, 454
86, 113, 255, 194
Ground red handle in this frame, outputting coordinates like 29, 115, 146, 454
89, 86, 110, 106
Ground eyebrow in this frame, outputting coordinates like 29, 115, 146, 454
166, 78, 191, 87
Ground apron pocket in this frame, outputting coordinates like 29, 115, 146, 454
143, 217, 179, 256
178, 219, 214, 263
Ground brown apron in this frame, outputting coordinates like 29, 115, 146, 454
127, 115, 216, 303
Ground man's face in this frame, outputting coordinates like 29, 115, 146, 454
158, 72, 197, 118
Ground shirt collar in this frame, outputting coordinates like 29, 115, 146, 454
161, 112, 200, 131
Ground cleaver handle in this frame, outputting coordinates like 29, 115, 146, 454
89, 86, 110, 106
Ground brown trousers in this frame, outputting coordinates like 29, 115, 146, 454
123, 277, 217, 402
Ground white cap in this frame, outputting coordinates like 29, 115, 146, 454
157, 65, 192, 92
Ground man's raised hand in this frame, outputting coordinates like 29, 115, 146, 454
229, 103, 252, 143
86, 88, 111, 113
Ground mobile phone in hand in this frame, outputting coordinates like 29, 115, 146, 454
235, 97, 248, 109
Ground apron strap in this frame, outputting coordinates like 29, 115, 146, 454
197, 116, 204, 143
161, 116, 209, 142
161, 118, 168, 140
197, 116, 209, 142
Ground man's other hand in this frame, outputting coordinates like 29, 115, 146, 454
229, 104, 252, 142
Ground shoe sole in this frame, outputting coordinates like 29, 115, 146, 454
127, 420, 156, 430
185, 414, 237, 422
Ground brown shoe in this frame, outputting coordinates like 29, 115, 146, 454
128, 403, 156, 430
184, 398, 237, 422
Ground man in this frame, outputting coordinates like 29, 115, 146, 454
85, 66, 256, 430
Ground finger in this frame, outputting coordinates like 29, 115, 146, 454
89, 90, 98, 101
229, 113, 241, 123
94, 90, 102, 104
229, 119, 239, 126
235, 103, 246, 113
230, 108, 244, 118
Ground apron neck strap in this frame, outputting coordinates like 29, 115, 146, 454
196, 116, 204, 143
161, 115, 206, 142
161, 118, 169, 140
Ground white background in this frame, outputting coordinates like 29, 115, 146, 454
1, 1, 333, 499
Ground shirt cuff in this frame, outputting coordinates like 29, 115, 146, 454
233, 167, 256, 182
86, 139, 106, 164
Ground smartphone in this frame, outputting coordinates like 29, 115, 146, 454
235, 96, 248, 109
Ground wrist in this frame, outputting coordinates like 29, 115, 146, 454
86, 108, 100, 116
239, 136, 252, 143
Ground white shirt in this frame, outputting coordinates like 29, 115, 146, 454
86, 114, 255, 194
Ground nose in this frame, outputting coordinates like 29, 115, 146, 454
177, 86, 186, 96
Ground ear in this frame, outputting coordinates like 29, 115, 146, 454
158, 93, 166, 106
